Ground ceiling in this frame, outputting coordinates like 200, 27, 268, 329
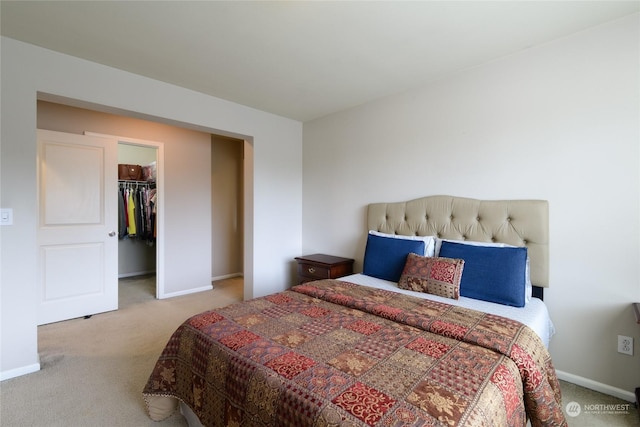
2, 1, 638, 122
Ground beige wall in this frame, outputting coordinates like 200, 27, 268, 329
212, 135, 243, 279
36, 101, 213, 287
37, 101, 246, 281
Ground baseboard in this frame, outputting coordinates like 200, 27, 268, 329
159, 284, 213, 299
556, 370, 636, 402
211, 273, 243, 282
0, 362, 40, 381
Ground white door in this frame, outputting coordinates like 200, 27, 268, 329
37, 129, 118, 325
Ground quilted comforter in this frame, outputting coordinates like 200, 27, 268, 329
143, 279, 567, 426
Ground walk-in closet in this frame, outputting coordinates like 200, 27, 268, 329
118, 144, 158, 301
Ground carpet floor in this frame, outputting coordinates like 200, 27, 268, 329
0, 276, 637, 426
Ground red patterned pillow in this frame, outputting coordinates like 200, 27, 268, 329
398, 253, 465, 299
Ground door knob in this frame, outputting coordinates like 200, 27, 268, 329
108, 231, 117, 237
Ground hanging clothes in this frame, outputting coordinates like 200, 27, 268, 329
150, 190, 157, 239
118, 186, 127, 238
127, 187, 137, 236
118, 181, 156, 244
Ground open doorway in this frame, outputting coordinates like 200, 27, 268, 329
36, 99, 247, 306
84, 131, 166, 304
117, 142, 160, 305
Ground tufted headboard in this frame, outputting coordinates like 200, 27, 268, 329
367, 195, 549, 293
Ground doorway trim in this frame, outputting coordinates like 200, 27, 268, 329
85, 132, 166, 299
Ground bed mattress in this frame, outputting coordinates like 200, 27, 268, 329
340, 273, 556, 348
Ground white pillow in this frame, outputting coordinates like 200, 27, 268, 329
435, 238, 532, 303
434, 238, 513, 255
369, 230, 436, 257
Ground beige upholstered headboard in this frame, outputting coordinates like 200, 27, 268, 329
367, 195, 549, 289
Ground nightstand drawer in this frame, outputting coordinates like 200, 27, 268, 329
297, 263, 330, 280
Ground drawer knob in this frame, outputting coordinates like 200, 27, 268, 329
307, 267, 315, 274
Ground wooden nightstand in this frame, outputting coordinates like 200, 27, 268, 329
295, 254, 354, 285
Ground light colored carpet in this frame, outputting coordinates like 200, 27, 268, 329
1, 275, 637, 426
1, 275, 242, 427
560, 380, 639, 426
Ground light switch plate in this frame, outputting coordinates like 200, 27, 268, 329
1, 208, 13, 225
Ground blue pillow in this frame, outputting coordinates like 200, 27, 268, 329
363, 234, 426, 282
438, 241, 527, 307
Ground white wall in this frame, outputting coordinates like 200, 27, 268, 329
303, 15, 640, 396
0, 37, 302, 379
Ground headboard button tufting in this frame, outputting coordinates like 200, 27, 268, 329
367, 196, 549, 288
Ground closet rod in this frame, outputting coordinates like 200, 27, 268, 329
118, 180, 155, 188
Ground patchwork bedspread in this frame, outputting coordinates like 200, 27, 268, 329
143, 280, 567, 426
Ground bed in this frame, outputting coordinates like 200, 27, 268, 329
143, 195, 566, 426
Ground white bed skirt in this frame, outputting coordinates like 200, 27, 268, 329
180, 401, 204, 427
